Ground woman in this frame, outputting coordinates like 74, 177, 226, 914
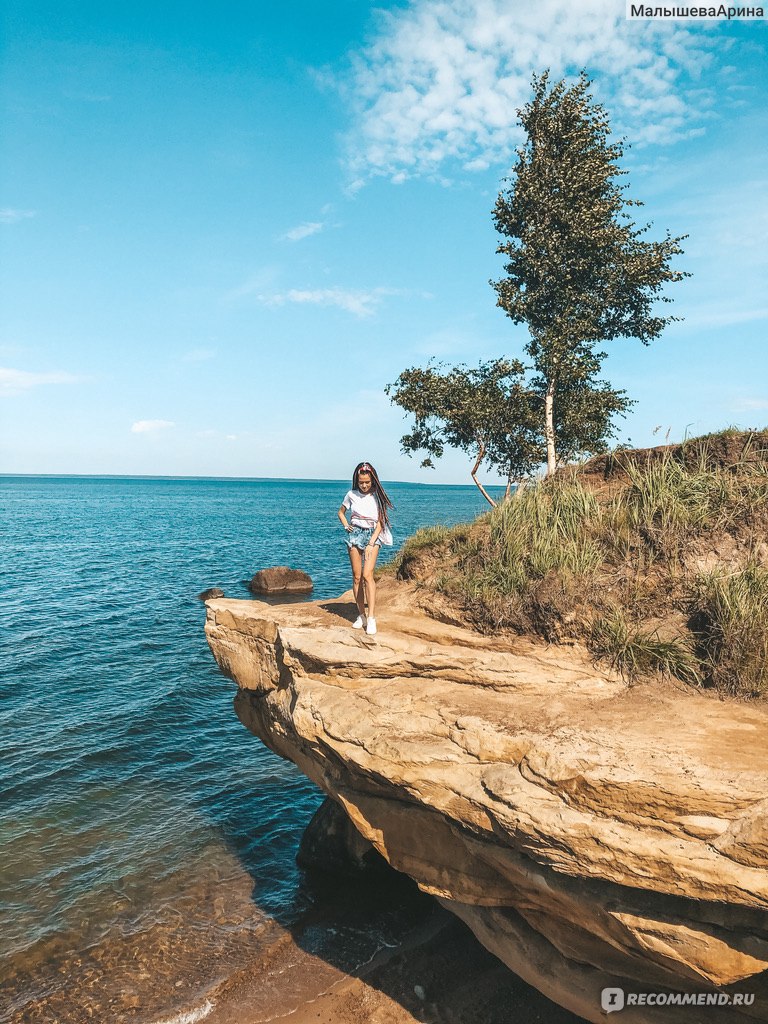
338, 462, 394, 636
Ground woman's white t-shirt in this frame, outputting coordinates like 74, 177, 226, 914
342, 489, 380, 528
342, 490, 394, 545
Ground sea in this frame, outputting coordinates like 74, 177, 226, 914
0, 475, 504, 1024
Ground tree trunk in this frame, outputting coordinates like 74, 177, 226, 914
544, 377, 557, 477
471, 443, 497, 507
504, 470, 514, 501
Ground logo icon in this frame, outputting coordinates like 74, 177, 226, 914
601, 988, 625, 1013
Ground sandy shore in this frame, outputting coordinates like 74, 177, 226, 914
203, 896, 587, 1024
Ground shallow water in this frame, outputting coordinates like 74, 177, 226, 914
0, 475, 501, 1023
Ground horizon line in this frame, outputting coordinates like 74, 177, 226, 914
0, 471, 507, 488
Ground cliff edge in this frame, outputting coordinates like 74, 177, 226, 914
205, 579, 768, 1023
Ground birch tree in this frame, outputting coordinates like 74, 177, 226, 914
386, 359, 539, 505
492, 71, 688, 476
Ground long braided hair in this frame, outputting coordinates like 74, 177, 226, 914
353, 462, 394, 530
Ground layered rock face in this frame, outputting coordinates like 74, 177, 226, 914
205, 580, 768, 1023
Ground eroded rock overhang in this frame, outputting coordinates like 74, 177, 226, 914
205, 580, 768, 1024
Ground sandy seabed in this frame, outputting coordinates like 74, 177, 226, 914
6, 865, 587, 1024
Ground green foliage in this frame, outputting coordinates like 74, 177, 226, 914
533, 362, 631, 465
387, 72, 687, 483
692, 563, 768, 697
492, 71, 688, 474
386, 356, 629, 487
385, 358, 541, 481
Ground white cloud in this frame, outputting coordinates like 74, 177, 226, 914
0, 366, 78, 396
131, 419, 175, 433
341, 0, 718, 183
0, 208, 36, 224
259, 286, 396, 318
282, 221, 324, 241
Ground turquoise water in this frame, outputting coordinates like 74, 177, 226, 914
0, 476, 501, 1023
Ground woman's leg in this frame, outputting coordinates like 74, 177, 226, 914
347, 545, 366, 617
362, 545, 380, 618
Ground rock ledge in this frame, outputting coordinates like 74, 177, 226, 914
205, 579, 768, 1023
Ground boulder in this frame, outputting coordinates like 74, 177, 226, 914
197, 587, 225, 602
249, 566, 313, 595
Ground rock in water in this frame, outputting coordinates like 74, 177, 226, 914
197, 587, 225, 602
249, 566, 313, 594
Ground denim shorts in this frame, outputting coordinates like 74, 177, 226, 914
344, 526, 381, 551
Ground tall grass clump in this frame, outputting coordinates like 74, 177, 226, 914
692, 561, 768, 697
590, 610, 700, 685
609, 449, 768, 561
454, 478, 605, 629
612, 455, 731, 556
489, 478, 602, 581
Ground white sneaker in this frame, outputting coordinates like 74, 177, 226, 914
365, 617, 377, 636
352, 615, 366, 629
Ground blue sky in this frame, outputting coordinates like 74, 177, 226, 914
1, 0, 766, 483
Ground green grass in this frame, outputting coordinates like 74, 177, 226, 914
590, 610, 700, 685
468, 477, 603, 592
692, 562, 768, 697
393, 432, 768, 697
609, 451, 766, 559
386, 523, 460, 579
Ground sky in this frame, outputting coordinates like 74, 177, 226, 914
1, 0, 766, 483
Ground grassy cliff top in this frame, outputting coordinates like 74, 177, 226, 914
390, 429, 768, 698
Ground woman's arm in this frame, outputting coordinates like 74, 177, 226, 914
338, 504, 352, 532
367, 523, 382, 548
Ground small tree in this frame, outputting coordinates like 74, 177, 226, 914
386, 359, 539, 505
387, 356, 630, 501
492, 71, 688, 476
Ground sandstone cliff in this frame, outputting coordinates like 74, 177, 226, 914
205, 579, 768, 1023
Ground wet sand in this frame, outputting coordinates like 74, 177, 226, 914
203, 882, 588, 1024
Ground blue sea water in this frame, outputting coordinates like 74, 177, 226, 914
0, 476, 501, 1023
